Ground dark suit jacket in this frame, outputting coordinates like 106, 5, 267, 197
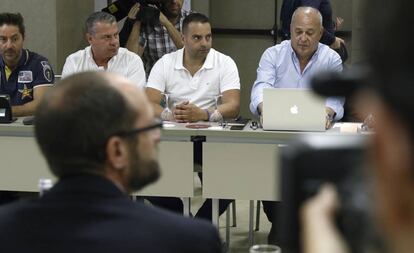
0, 174, 222, 253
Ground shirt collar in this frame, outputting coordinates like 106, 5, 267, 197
86, 46, 94, 62
86, 46, 116, 67
175, 48, 215, 70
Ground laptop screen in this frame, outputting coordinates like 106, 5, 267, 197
262, 88, 326, 132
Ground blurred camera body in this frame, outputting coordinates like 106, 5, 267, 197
277, 134, 385, 253
135, 0, 162, 25
102, 0, 162, 24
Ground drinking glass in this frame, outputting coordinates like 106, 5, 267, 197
249, 244, 281, 253
210, 94, 224, 124
160, 92, 173, 121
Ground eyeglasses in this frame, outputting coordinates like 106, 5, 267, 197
112, 119, 163, 138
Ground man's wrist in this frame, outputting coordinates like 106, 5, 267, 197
204, 109, 210, 121
126, 17, 136, 23
257, 102, 263, 116
326, 107, 336, 119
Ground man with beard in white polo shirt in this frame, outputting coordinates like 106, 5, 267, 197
146, 12, 240, 221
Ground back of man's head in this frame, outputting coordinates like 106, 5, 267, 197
0, 12, 25, 38
363, 0, 414, 139
35, 72, 137, 177
182, 12, 210, 34
85, 11, 116, 34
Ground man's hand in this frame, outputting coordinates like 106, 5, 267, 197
302, 184, 340, 224
330, 37, 345, 50
301, 184, 350, 253
335, 17, 344, 31
173, 101, 207, 123
257, 102, 263, 116
128, 3, 141, 20
325, 107, 336, 129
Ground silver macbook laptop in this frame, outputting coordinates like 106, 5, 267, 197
262, 88, 326, 131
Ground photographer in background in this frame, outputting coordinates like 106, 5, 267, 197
301, 1, 414, 253
121, 0, 190, 76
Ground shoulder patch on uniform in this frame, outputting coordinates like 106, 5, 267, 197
41, 61, 53, 82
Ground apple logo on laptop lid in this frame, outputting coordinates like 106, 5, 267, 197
290, 105, 299, 115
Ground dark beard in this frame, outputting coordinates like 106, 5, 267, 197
128, 146, 161, 192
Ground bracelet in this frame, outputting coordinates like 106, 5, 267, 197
204, 109, 210, 121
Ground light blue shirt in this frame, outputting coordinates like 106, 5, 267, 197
250, 40, 344, 120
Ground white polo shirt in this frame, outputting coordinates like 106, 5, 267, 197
61, 46, 146, 88
147, 48, 240, 109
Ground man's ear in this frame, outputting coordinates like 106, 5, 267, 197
318, 27, 324, 40
106, 136, 129, 171
86, 33, 93, 44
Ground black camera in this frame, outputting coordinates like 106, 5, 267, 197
102, 0, 162, 25
276, 134, 387, 253
135, 0, 162, 25
0, 94, 14, 123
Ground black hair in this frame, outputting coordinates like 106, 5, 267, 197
34, 72, 137, 177
0, 12, 25, 38
182, 12, 210, 34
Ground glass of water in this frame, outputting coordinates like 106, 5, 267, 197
160, 92, 173, 121
210, 94, 224, 124
249, 244, 281, 253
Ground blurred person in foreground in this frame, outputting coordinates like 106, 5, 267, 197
302, 1, 414, 253
0, 71, 221, 253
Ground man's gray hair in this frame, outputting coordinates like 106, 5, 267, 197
291, 6, 323, 27
85, 11, 116, 34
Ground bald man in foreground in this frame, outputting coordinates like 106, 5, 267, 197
0, 72, 222, 253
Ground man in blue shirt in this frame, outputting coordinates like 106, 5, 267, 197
279, 0, 345, 51
250, 6, 343, 244
0, 12, 54, 117
250, 6, 343, 124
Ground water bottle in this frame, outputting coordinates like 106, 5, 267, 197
38, 178, 53, 197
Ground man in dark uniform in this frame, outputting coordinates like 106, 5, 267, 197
0, 12, 55, 205
0, 12, 54, 117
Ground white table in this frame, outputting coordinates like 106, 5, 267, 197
0, 119, 364, 241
